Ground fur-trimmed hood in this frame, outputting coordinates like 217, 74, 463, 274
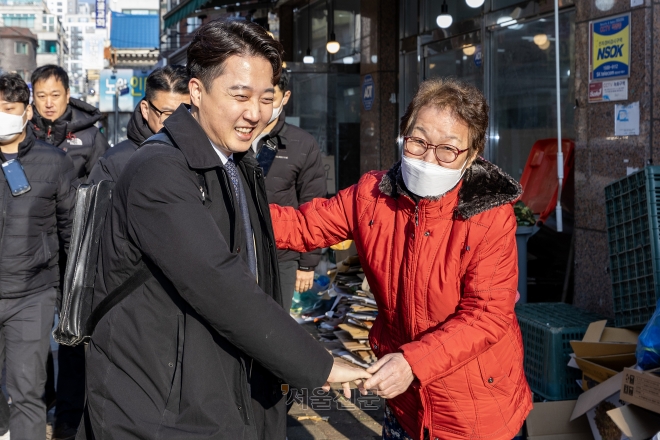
378, 158, 522, 219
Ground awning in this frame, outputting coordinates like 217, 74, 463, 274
163, 0, 210, 29
163, 0, 275, 29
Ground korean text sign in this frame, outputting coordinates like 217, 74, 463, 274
589, 13, 630, 82
99, 69, 149, 112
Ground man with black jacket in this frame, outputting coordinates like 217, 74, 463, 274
251, 70, 326, 310
0, 73, 77, 439
30, 65, 110, 180
87, 65, 190, 184
28, 66, 109, 440
79, 20, 369, 440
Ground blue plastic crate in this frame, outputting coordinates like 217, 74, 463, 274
515, 303, 606, 401
605, 166, 660, 327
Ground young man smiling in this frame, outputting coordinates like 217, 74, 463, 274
79, 19, 369, 439
0, 73, 77, 440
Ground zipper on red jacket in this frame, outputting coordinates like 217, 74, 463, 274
414, 205, 419, 227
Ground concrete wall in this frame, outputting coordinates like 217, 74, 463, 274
573, 0, 657, 317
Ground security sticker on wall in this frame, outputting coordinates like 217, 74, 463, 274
614, 102, 639, 136
589, 13, 631, 82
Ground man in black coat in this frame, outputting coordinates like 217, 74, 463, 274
0, 73, 77, 439
251, 70, 326, 310
79, 20, 369, 440
30, 65, 110, 181
28, 65, 110, 440
87, 65, 190, 184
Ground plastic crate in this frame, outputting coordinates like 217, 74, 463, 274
515, 302, 606, 401
605, 167, 660, 327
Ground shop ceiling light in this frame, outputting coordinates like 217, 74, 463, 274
462, 45, 476, 56
539, 40, 551, 50
302, 0, 314, 63
465, 0, 484, 7
326, 33, 340, 54
496, 16, 517, 27
595, 0, 615, 11
303, 48, 314, 63
533, 33, 548, 46
343, 56, 354, 64
436, 0, 452, 29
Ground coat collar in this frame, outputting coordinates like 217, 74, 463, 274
378, 157, 522, 219
162, 104, 261, 172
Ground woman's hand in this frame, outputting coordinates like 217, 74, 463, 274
324, 360, 372, 399
363, 353, 414, 399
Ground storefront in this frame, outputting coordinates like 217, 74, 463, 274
399, 0, 575, 181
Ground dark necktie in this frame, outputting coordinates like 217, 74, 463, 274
224, 158, 257, 277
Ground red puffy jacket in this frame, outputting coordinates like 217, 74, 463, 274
270, 159, 533, 440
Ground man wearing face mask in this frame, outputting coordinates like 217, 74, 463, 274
0, 73, 77, 439
270, 77, 532, 440
250, 69, 326, 311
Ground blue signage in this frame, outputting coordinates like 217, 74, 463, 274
474, 45, 482, 67
95, 0, 106, 28
362, 74, 374, 111
99, 69, 150, 112
590, 13, 630, 81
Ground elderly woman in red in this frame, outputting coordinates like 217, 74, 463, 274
270, 78, 532, 440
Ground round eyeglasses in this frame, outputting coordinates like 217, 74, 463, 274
403, 136, 469, 164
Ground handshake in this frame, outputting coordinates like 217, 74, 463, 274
323, 353, 415, 400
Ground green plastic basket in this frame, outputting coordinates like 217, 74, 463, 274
515, 303, 606, 401
605, 167, 660, 327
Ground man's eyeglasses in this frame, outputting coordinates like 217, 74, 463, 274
147, 100, 175, 121
403, 136, 469, 164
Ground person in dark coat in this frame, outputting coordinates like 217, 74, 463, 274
29, 65, 110, 440
251, 70, 326, 310
30, 65, 110, 181
0, 73, 77, 440
78, 19, 370, 440
87, 65, 190, 184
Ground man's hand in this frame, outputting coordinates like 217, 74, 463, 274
363, 353, 414, 399
295, 270, 315, 293
324, 360, 372, 399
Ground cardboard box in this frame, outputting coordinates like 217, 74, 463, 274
570, 321, 639, 358
571, 321, 638, 389
620, 368, 660, 415
527, 400, 593, 440
571, 372, 628, 440
607, 405, 660, 440
575, 354, 638, 385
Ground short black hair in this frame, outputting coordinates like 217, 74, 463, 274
277, 69, 290, 92
145, 65, 190, 102
31, 64, 69, 90
0, 73, 30, 107
187, 19, 284, 91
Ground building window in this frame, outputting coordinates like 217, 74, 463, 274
38, 40, 58, 53
3, 13, 36, 28
186, 16, 202, 34
15, 41, 29, 54
42, 15, 56, 31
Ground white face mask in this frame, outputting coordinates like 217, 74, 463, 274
401, 154, 468, 198
0, 109, 28, 143
268, 102, 283, 124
